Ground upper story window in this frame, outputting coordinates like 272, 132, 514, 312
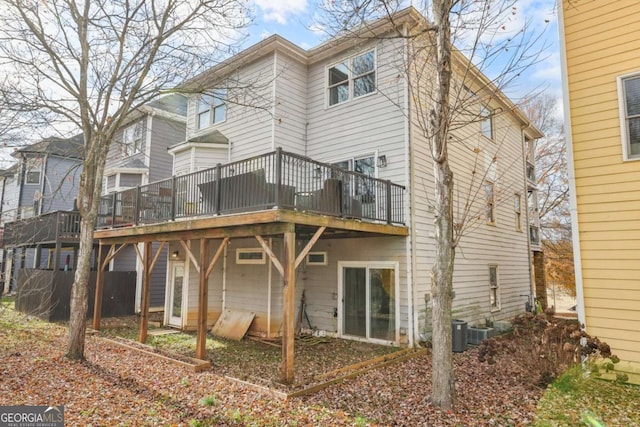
122, 121, 143, 157
514, 193, 522, 232
25, 158, 42, 185
485, 181, 495, 224
197, 89, 227, 130
618, 73, 640, 160
480, 106, 494, 140
328, 50, 376, 106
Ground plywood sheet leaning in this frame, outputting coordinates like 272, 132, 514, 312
211, 309, 256, 340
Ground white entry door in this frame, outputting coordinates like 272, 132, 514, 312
168, 262, 185, 327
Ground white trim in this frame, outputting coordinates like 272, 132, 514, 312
488, 264, 501, 312
166, 260, 187, 328
143, 114, 153, 179
167, 142, 228, 156
104, 166, 148, 176
236, 248, 266, 264
337, 261, 400, 346
271, 50, 278, 151
306, 251, 328, 266
138, 105, 187, 123
135, 242, 143, 313
325, 47, 378, 109
616, 71, 640, 161
558, 0, 585, 327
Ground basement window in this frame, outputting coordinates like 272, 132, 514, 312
306, 252, 327, 266
236, 248, 265, 264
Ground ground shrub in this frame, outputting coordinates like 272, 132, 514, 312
477, 311, 616, 387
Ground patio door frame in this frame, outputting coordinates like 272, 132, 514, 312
167, 260, 187, 328
337, 261, 400, 345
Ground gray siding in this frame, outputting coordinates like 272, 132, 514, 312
105, 117, 148, 171
42, 156, 82, 212
150, 242, 167, 308
149, 116, 185, 182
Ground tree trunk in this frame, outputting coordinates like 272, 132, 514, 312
430, 0, 455, 410
66, 134, 108, 360
66, 215, 95, 359
431, 161, 455, 409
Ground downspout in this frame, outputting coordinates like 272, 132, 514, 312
403, 24, 416, 348
557, 0, 586, 327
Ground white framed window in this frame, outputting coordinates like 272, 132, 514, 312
236, 248, 265, 264
484, 181, 495, 224
480, 106, 494, 140
306, 252, 327, 266
122, 122, 143, 157
617, 72, 640, 160
197, 89, 227, 130
328, 50, 376, 106
489, 265, 500, 310
514, 193, 522, 232
25, 158, 42, 185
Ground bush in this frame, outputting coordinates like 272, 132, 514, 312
477, 312, 616, 388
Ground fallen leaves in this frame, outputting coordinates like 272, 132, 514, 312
0, 306, 547, 426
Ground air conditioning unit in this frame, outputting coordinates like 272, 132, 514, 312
467, 327, 495, 345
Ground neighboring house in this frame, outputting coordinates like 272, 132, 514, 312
94, 7, 541, 381
0, 164, 19, 291
102, 94, 187, 312
1, 135, 84, 294
559, 0, 640, 377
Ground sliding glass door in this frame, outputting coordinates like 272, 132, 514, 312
341, 263, 397, 343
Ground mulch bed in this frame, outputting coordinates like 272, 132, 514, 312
0, 306, 544, 426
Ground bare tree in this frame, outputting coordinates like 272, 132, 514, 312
316, 0, 547, 408
522, 93, 574, 296
0, 0, 249, 359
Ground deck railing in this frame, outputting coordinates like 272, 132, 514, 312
3, 211, 81, 246
97, 148, 405, 228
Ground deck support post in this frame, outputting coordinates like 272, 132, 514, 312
196, 238, 210, 359
138, 241, 153, 343
281, 229, 296, 383
92, 243, 105, 330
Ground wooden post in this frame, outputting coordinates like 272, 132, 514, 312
138, 241, 152, 343
281, 230, 296, 383
92, 244, 105, 330
34, 244, 41, 269
52, 242, 61, 271
196, 238, 209, 360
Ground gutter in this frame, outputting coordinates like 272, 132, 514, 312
557, 0, 586, 327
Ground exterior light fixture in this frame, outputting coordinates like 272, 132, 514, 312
377, 155, 387, 168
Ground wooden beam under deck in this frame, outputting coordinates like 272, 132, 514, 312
93, 210, 407, 245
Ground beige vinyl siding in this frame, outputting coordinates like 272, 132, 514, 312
185, 55, 276, 162
410, 84, 531, 329
562, 0, 640, 366
172, 150, 192, 175
193, 147, 228, 171
302, 236, 408, 338
272, 52, 308, 155
305, 38, 406, 188
178, 240, 225, 329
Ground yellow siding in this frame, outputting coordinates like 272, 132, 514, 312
562, 0, 640, 367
